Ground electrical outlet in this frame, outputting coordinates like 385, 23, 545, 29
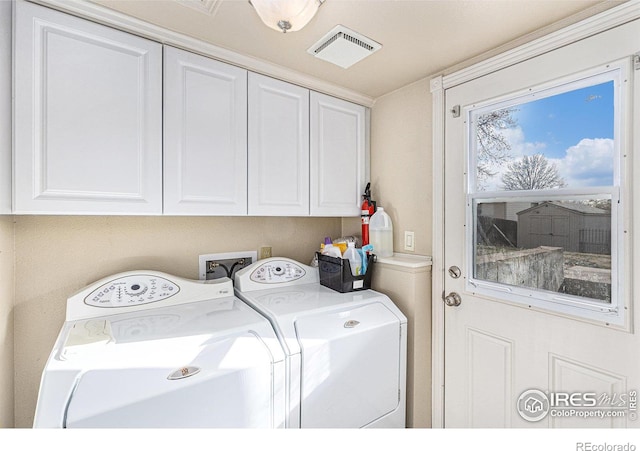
260, 246, 272, 259
199, 251, 257, 280
404, 231, 415, 252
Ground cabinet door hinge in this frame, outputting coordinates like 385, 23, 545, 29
634, 53, 640, 71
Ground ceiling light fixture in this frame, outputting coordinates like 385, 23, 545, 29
249, 0, 325, 33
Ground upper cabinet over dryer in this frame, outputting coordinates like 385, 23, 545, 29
247, 75, 367, 217
163, 46, 248, 216
248, 73, 310, 216
310, 92, 366, 217
10, 0, 369, 217
13, 0, 163, 214
0, 1, 11, 214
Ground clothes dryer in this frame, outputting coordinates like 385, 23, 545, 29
234, 257, 407, 428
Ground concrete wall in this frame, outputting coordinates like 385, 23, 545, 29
0, 216, 14, 428
476, 246, 564, 292
12, 215, 341, 427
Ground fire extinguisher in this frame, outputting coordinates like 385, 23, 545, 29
361, 183, 376, 245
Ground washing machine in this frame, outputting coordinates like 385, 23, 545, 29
34, 270, 286, 428
234, 257, 407, 428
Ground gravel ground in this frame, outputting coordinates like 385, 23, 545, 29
563, 251, 611, 270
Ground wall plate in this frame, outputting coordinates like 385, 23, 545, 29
199, 251, 257, 280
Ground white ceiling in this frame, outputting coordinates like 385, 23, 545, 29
89, 0, 624, 99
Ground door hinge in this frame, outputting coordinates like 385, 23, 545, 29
634, 53, 640, 71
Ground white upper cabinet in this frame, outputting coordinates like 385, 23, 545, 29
248, 73, 310, 216
10, 1, 368, 217
0, 1, 11, 215
163, 46, 248, 215
13, 1, 162, 214
310, 92, 366, 216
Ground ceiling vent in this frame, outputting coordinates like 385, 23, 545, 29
307, 25, 382, 69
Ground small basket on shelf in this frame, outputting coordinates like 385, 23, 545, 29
316, 252, 376, 293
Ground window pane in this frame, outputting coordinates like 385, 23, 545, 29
474, 81, 614, 192
474, 199, 612, 303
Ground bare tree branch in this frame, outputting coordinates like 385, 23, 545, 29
501, 154, 566, 190
476, 108, 517, 188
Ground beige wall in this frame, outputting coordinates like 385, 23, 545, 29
0, 216, 14, 428
12, 215, 341, 427
365, 78, 432, 256
372, 260, 432, 428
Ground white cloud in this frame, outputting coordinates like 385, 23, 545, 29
500, 126, 547, 158
479, 136, 614, 191
552, 138, 614, 188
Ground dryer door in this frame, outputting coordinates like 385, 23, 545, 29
295, 302, 401, 428
65, 333, 281, 428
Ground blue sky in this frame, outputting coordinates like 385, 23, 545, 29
479, 80, 615, 191
512, 81, 614, 158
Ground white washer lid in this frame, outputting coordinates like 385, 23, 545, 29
59, 294, 285, 369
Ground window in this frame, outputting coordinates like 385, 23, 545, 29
466, 61, 628, 324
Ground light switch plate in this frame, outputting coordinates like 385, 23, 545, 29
404, 231, 415, 252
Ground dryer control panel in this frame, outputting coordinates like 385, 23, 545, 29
235, 258, 320, 292
249, 260, 306, 284
84, 275, 180, 308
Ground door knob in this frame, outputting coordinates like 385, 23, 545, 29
444, 292, 462, 307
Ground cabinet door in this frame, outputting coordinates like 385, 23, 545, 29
248, 73, 309, 216
310, 92, 366, 217
163, 47, 247, 215
14, 1, 162, 214
0, 1, 10, 214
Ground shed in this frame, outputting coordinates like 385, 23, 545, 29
516, 202, 611, 254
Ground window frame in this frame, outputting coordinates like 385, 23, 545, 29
464, 59, 629, 326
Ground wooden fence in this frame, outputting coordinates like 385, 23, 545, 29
578, 228, 611, 255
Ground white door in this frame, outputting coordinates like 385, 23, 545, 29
444, 20, 640, 427
13, 1, 162, 214
248, 73, 309, 216
310, 92, 366, 217
163, 46, 248, 215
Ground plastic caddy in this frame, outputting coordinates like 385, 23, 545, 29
316, 252, 376, 293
